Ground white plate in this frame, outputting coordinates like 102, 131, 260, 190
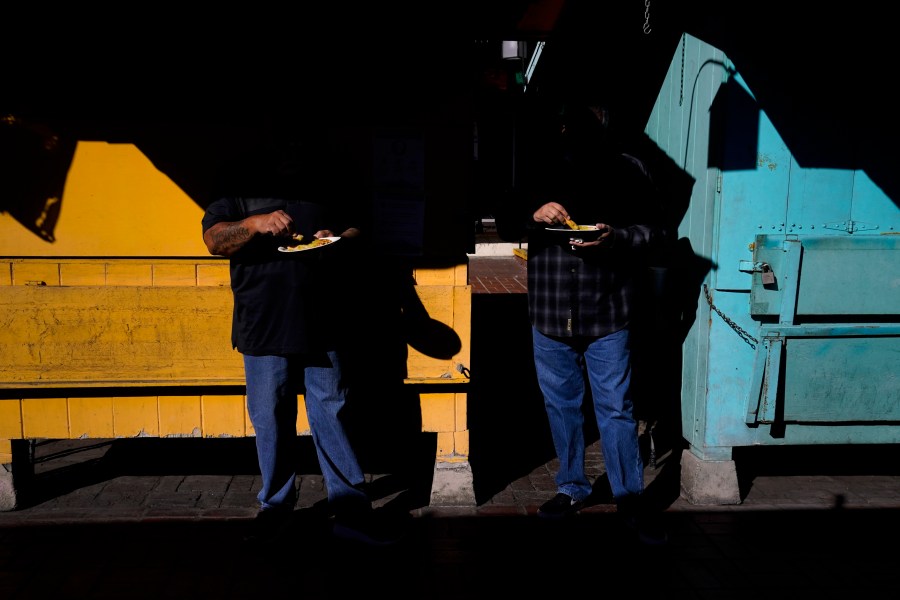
546, 225, 605, 238
545, 226, 600, 233
278, 236, 340, 253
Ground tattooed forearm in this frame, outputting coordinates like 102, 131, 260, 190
204, 222, 254, 257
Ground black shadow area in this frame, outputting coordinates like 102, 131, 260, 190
467, 293, 556, 504
0, 508, 897, 597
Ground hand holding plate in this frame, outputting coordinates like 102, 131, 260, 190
570, 224, 613, 248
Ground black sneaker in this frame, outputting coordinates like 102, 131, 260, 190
332, 508, 406, 547
537, 493, 584, 520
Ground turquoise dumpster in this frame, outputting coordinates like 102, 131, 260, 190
645, 34, 900, 504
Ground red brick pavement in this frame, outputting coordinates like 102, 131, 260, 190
468, 255, 527, 294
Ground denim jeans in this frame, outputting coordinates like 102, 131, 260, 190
532, 326, 644, 502
243, 352, 368, 511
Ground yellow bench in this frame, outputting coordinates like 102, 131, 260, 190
0, 133, 475, 510
0, 257, 472, 510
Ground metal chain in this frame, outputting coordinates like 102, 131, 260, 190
703, 284, 758, 349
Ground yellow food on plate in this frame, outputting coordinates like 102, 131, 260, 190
284, 238, 334, 252
562, 219, 597, 231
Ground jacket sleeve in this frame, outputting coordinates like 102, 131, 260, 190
607, 153, 676, 257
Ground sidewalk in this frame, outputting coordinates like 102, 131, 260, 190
0, 436, 897, 598
3, 436, 899, 521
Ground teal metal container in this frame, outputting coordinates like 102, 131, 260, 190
646, 34, 900, 504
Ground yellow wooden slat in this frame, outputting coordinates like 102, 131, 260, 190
12, 262, 59, 286
455, 263, 468, 286
231, 396, 310, 437
452, 429, 470, 458
113, 397, 160, 437
197, 264, 230, 287
201, 395, 247, 438
405, 285, 469, 379
0, 439, 11, 464
413, 266, 457, 286
435, 431, 455, 459
454, 392, 468, 432
417, 286, 454, 322
158, 396, 202, 437
107, 263, 153, 286
453, 284, 472, 374
69, 397, 115, 438
435, 431, 469, 462
152, 264, 197, 287
0, 400, 23, 439
22, 398, 69, 438
420, 392, 456, 433
60, 263, 107, 286
0, 285, 241, 387
243, 398, 254, 436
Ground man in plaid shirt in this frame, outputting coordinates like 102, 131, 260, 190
497, 98, 672, 544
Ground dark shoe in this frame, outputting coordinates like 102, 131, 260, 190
243, 506, 294, 545
332, 508, 406, 547
537, 493, 584, 520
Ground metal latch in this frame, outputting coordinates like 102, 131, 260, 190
738, 260, 766, 273
738, 261, 775, 285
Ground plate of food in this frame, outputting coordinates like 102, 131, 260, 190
546, 225, 601, 232
278, 236, 340, 253
545, 223, 608, 240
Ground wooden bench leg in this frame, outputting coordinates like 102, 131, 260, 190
429, 431, 476, 506
0, 439, 34, 511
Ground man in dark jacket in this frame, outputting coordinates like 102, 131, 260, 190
202, 124, 398, 546
497, 99, 671, 544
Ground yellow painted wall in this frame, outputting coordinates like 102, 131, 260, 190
0, 141, 208, 257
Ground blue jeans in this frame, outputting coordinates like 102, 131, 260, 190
532, 326, 644, 502
243, 352, 368, 511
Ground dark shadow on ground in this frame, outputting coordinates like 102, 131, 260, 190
735, 443, 900, 501
1, 508, 897, 597
16, 434, 437, 513
16, 438, 264, 510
